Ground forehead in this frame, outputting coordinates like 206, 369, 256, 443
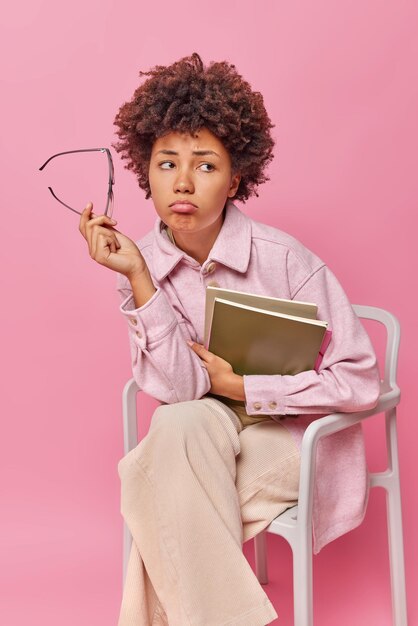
152, 128, 229, 157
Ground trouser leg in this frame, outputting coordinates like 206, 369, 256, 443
117, 397, 279, 626
121, 540, 167, 625
236, 419, 300, 544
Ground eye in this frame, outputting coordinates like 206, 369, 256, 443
199, 163, 215, 172
159, 161, 175, 169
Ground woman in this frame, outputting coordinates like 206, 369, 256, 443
79, 53, 380, 626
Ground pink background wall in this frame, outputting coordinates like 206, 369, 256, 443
1, 1, 417, 624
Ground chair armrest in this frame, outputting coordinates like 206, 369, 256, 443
301, 384, 400, 448
122, 378, 140, 455
296, 384, 400, 530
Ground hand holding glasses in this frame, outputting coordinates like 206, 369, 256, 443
39, 147, 115, 217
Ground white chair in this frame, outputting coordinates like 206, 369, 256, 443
121, 305, 407, 626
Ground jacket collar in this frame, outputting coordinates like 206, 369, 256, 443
152, 200, 252, 281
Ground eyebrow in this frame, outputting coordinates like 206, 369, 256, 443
155, 149, 221, 158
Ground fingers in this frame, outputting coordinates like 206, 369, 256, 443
79, 202, 94, 238
187, 341, 213, 363
79, 201, 118, 240
91, 223, 121, 260
79, 201, 121, 262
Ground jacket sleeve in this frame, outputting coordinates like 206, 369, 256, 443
117, 273, 211, 403
243, 265, 381, 416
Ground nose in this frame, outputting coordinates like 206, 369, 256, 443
174, 169, 195, 194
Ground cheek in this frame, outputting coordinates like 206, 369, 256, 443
148, 168, 157, 187
148, 172, 165, 199
202, 174, 232, 197
148, 162, 163, 182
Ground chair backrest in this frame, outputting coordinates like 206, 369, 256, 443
352, 305, 400, 390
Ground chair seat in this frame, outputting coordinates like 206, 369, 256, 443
269, 504, 298, 529
266, 505, 299, 543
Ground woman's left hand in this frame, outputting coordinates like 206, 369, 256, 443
187, 341, 245, 401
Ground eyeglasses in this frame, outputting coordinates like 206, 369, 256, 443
39, 148, 115, 217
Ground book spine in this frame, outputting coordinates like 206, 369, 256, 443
314, 329, 333, 371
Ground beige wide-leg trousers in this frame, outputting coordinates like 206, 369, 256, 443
117, 396, 300, 626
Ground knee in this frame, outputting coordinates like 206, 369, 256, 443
151, 402, 203, 431
117, 449, 134, 481
117, 405, 183, 481
151, 401, 241, 464
117, 440, 145, 481
150, 403, 175, 426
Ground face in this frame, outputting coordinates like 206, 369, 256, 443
148, 128, 241, 240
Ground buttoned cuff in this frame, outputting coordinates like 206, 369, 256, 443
243, 374, 286, 416
119, 287, 178, 349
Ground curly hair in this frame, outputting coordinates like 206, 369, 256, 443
112, 53, 275, 202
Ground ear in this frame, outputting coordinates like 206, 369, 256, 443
227, 172, 241, 198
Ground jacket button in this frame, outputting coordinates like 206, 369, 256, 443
136, 330, 142, 338
206, 262, 216, 274
130, 318, 137, 325
253, 402, 262, 410
268, 401, 277, 410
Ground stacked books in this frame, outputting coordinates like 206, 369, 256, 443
204, 286, 332, 377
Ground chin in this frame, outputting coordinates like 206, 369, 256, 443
171, 215, 197, 228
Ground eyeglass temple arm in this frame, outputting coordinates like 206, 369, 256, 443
46, 187, 83, 215
39, 148, 110, 171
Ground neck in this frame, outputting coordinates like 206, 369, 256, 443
169, 211, 225, 266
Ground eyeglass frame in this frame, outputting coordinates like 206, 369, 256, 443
39, 148, 115, 217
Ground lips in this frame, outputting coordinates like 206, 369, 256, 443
170, 202, 198, 214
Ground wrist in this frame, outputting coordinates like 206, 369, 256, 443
225, 373, 245, 402
126, 264, 150, 285
126, 265, 157, 309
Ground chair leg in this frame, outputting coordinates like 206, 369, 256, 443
254, 531, 268, 584
386, 481, 408, 625
385, 410, 408, 626
293, 534, 313, 626
123, 521, 133, 588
